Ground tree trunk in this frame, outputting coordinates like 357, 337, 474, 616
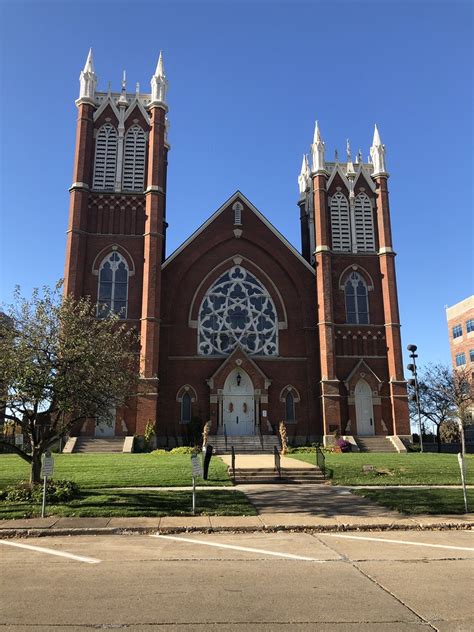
30, 447, 42, 486
436, 424, 442, 453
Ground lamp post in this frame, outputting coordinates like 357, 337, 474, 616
407, 344, 423, 453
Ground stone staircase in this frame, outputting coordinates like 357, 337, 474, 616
232, 466, 326, 484
72, 437, 125, 453
355, 436, 397, 453
208, 435, 280, 454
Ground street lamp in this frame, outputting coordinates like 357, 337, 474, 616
407, 344, 423, 453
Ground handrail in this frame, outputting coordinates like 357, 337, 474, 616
316, 443, 326, 479
258, 423, 264, 450
274, 445, 281, 479
231, 445, 236, 484
224, 424, 227, 451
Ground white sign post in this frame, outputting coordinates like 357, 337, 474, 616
41, 451, 54, 518
191, 454, 203, 515
457, 452, 468, 513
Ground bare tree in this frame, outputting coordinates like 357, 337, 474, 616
0, 283, 139, 484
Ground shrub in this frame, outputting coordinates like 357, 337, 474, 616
169, 446, 198, 455
3, 480, 80, 503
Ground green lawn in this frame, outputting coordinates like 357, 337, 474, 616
0, 488, 256, 519
353, 488, 474, 515
288, 452, 474, 486
0, 453, 231, 489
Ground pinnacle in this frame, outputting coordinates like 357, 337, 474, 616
372, 123, 382, 146
313, 120, 322, 144
83, 48, 94, 73
155, 51, 165, 77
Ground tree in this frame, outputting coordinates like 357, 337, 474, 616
409, 363, 473, 453
0, 283, 139, 484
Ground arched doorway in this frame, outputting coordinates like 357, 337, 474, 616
222, 369, 255, 436
355, 379, 375, 436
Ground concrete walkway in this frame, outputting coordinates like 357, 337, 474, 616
219, 454, 316, 468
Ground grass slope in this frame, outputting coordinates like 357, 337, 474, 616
289, 452, 474, 485
0, 453, 230, 489
0, 489, 256, 519
353, 488, 474, 515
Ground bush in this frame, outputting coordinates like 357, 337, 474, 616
169, 446, 198, 455
2, 480, 80, 503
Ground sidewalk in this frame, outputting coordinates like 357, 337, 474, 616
1, 483, 473, 537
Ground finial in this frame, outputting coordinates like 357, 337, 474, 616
121, 70, 126, 92
136, 81, 140, 95
370, 124, 388, 177
311, 120, 326, 173
77, 48, 97, 103
107, 81, 112, 97
150, 51, 168, 107
356, 148, 363, 164
335, 149, 339, 162
298, 154, 310, 196
346, 139, 352, 161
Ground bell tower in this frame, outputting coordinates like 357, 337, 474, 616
298, 122, 410, 444
64, 50, 169, 436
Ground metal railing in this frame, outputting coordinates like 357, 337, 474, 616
316, 443, 326, 479
258, 423, 264, 450
224, 424, 228, 451
274, 445, 281, 480
231, 445, 236, 484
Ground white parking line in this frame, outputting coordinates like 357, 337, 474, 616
0, 539, 101, 564
324, 534, 474, 552
151, 534, 326, 561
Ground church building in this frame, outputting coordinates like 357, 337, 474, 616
64, 51, 411, 448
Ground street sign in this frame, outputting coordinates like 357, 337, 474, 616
42, 453, 54, 477
191, 454, 203, 478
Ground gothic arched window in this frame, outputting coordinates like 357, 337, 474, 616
285, 391, 295, 422
176, 386, 197, 423
198, 266, 278, 356
93, 123, 118, 190
122, 124, 147, 191
97, 252, 129, 319
181, 392, 191, 423
330, 192, 351, 252
345, 272, 369, 324
354, 193, 375, 252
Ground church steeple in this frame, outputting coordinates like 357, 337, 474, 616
77, 48, 97, 104
370, 124, 388, 177
150, 51, 168, 107
298, 154, 310, 197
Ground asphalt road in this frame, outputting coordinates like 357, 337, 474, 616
1, 530, 473, 631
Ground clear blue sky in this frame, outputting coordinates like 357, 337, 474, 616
0, 0, 472, 371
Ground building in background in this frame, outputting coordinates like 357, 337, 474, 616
446, 295, 474, 374
63, 50, 411, 448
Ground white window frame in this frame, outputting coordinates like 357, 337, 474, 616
97, 252, 129, 319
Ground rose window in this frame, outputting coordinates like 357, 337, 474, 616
198, 266, 278, 356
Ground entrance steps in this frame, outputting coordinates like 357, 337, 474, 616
208, 435, 280, 454
232, 467, 326, 484
355, 436, 397, 453
72, 437, 125, 453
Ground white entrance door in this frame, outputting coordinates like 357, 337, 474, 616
95, 408, 116, 437
223, 369, 255, 436
355, 380, 375, 436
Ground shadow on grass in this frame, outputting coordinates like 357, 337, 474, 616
0, 489, 257, 519
353, 488, 474, 515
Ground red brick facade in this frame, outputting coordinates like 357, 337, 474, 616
64, 65, 410, 444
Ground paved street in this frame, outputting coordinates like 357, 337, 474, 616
1, 530, 473, 631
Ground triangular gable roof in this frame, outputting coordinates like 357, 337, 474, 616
344, 359, 382, 388
353, 165, 376, 192
162, 191, 315, 273
206, 346, 272, 390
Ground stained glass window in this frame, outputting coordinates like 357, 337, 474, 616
198, 266, 278, 356
181, 392, 191, 422
285, 391, 295, 422
345, 272, 369, 324
98, 252, 129, 318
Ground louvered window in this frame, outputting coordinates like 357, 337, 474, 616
330, 192, 351, 251
93, 124, 118, 190
123, 125, 147, 191
354, 193, 375, 252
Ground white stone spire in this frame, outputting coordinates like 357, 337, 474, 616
370, 124, 388, 176
78, 48, 97, 103
311, 120, 326, 173
298, 154, 310, 196
150, 51, 168, 107
346, 138, 355, 177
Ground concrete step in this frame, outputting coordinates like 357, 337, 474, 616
209, 435, 280, 454
230, 466, 325, 484
355, 436, 397, 453
73, 438, 125, 453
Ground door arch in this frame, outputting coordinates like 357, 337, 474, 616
222, 369, 255, 436
355, 379, 375, 436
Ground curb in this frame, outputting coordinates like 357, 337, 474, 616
1, 521, 472, 539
